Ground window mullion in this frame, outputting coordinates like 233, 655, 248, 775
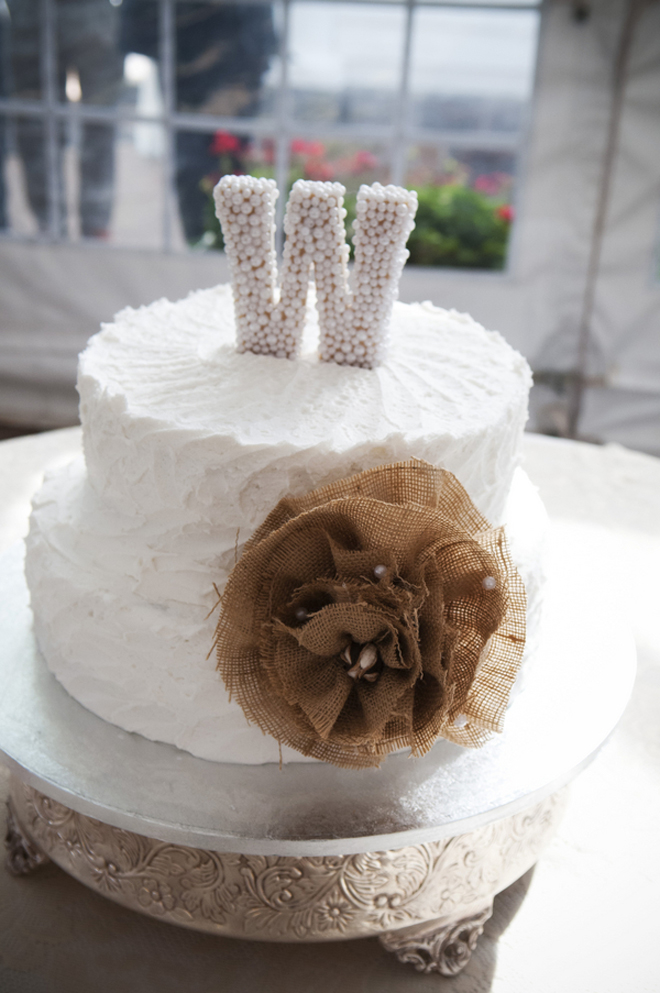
160, 0, 177, 252
41, 0, 61, 240
275, 0, 291, 257
391, 0, 414, 188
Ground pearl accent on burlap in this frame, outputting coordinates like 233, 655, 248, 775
213, 175, 417, 368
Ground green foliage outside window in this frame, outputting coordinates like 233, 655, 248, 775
405, 185, 512, 269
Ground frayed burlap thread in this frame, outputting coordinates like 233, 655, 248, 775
215, 459, 526, 768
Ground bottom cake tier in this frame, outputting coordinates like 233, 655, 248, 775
25, 460, 547, 765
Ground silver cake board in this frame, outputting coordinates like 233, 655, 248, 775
1, 541, 635, 973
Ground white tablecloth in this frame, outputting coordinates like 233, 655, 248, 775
1, 429, 658, 993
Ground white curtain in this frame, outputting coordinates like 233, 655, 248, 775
578, 0, 660, 451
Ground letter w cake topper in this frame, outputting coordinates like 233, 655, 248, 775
213, 176, 417, 369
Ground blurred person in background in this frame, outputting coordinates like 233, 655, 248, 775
7, 0, 123, 238
120, 0, 276, 244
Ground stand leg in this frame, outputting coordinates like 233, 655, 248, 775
4, 801, 50, 876
379, 903, 493, 976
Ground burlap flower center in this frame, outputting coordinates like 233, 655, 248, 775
275, 573, 423, 673
266, 570, 425, 742
215, 459, 526, 768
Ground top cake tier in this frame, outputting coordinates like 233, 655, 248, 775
78, 284, 531, 529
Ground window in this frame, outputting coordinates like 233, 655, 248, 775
0, 0, 540, 267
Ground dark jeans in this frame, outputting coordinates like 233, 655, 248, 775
176, 130, 221, 244
8, 0, 123, 236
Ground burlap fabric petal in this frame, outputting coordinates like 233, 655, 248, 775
215, 459, 526, 769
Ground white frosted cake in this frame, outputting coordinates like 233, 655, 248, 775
25, 284, 547, 764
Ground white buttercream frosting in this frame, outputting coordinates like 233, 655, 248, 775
26, 284, 539, 764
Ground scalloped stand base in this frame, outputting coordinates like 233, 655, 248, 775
5, 802, 51, 876
4, 777, 566, 973
379, 905, 494, 976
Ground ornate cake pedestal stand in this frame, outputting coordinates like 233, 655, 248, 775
0, 542, 635, 976
5, 779, 565, 977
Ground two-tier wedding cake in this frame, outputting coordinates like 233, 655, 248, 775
24, 177, 547, 766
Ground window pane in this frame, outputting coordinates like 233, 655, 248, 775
54, 0, 125, 107
174, 1, 280, 119
111, 116, 168, 249
409, 8, 539, 126
404, 143, 514, 270
289, 2, 405, 126
5, 115, 118, 240
289, 135, 389, 188
288, 136, 390, 250
173, 131, 275, 248
1, 116, 44, 235
5, 0, 45, 102
5, 0, 132, 240
403, 8, 539, 269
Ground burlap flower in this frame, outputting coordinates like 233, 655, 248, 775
215, 459, 526, 768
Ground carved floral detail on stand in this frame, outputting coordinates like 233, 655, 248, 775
8, 780, 566, 954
